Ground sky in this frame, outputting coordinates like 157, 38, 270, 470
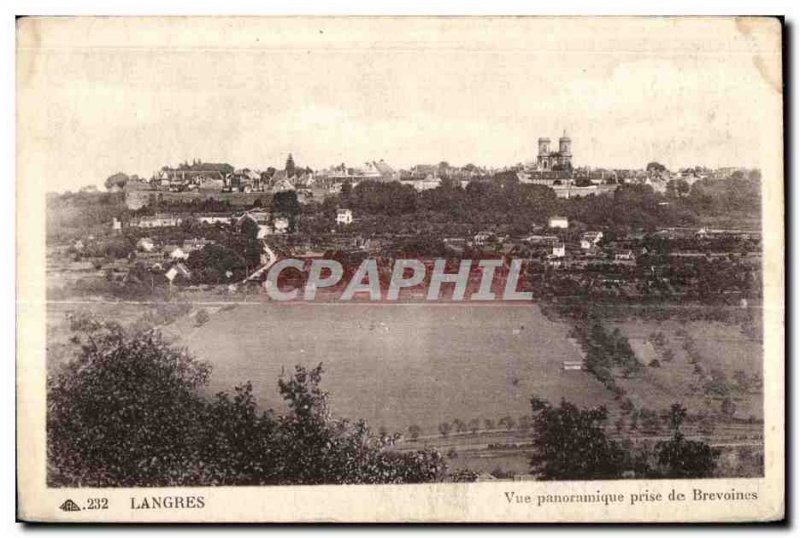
17, 17, 782, 192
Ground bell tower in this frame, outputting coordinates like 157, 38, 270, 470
558, 130, 571, 156
538, 137, 551, 156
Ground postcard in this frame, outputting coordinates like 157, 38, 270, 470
16, 16, 784, 522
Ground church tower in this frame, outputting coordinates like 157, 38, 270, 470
558, 130, 572, 169
558, 130, 571, 156
538, 137, 551, 156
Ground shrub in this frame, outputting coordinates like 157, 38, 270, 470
408, 424, 422, 441
195, 308, 210, 327
653, 404, 720, 478
528, 397, 625, 480
48, 316, 446, 486
448, 469, 478, 482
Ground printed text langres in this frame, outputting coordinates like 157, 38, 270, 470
264, 258, 532, 302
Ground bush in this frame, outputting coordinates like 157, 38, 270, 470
195, 308, 210, 327
48, 316, 446, 486
408, 424, 422, 441
448, 469, 478, 482
528, 398, 625, 480
49, 314, 211, 486
653, 405, 719, 478
528, 398, 720, 480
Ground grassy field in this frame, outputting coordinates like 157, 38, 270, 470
610, 319, 763, 420
179, 302, 615, 436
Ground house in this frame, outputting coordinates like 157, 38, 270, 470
197, 176, 225, 192
473, 231, 494, 246
183, 238, 211, 252
336, 208, 353, 225
165, 262, 191, 283
291, 172, 314, 188
273, 216, 290, 234
225, 169, 262, 192
580, 231, 604, 249
112, 217, 122, 232
372, 159, 397, 181
548, 216, 569, 229
552, 241, 566, 258
136, 237, 155, 252
400, 175, 441, 192
271, 177, 295, 193
524, 234, 558, 245
165, 245, 189, 261
614, 249, 635, 262
197, 213, 232, 225
237, 210, 270, 226
562, 361, 583, 371
131, 214, 182, 228
516, 170, 533, 184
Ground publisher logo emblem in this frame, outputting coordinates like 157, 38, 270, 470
59, 499, 81, 512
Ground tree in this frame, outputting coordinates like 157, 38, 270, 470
676, 179, 691, 197
104, 172, 129, 191
48, 313, 212, 486
408, 424, 422, 441
483, 418, 495, 431
518, 415, 533, 431
528, 397, 625, 480
285, 153, 296, 177
468, 418, 480, 435
639, 408, 661, 434
646, 162, 667, 174
654, 404, 720, 478
186, 244, 247, 284
721, 397, 737, 419
498, 415, 516, 431
340, 180, 353, 198
452, 418, 466, 434
271, 191, 301, 232
239, 214, 260, 240
438, 422, 452, 438
705, 369, 731, 396
733, 370, 751, 392
195, 309, 210, 327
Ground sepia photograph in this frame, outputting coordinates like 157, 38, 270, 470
16, 15, 784, 523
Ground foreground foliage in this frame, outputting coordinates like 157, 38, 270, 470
529, 398, 720, 480
48, 314, 446, 487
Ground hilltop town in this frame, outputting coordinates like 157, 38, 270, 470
54, 133, 762, 302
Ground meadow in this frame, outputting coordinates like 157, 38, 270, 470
610, 318, 763, 420
179, 302, 614, 436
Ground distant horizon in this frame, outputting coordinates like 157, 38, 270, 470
19, 17, 779, 192
50, 155, 761, 194
106, 150, 760, 180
